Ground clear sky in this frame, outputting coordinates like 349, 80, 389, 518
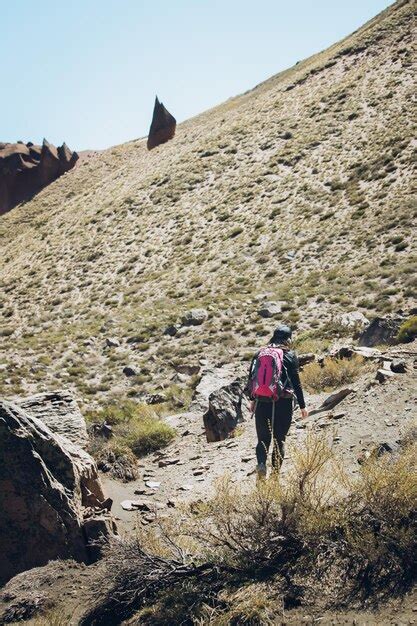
2, 0, 394, 151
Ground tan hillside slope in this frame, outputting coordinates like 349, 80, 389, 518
0, 0, 415, 405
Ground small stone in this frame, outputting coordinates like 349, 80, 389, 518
178, 484, 193, 491
376, 368, 395, 383
164, 324, 179, 337
145, 481, 161, 489
123, 365, 139, 377
391, 359, 406, 373
106, 337, 120, 347
258, 301, 282, 318
181, 308, 208, 326
120, 500, 137, 511
158, 457, 180, 467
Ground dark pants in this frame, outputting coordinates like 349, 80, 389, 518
255, 398, 293, 469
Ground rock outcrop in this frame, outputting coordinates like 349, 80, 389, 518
358, 316, 403, 347
0, 396, 117, 585
0, 139, 78, 214
16, 390, 88, 449
203, 377, 249, 442
147, 96, 176, 150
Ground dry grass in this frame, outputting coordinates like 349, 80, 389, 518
85, 401, 175, 480
397, 316, 417, 343
301, 355, 370, 392
80, 432, 417, 624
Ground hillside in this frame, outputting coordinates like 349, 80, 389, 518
0, 0, 416, 408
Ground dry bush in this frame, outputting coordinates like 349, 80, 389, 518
80, 435, 417, 625
301, 355, 370, 392
86, 401, 175, 479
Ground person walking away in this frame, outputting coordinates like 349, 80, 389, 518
247, 325, 308, 478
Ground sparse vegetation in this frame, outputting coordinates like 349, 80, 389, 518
85, 401, 175, 478
397, 316, 417, 344
301, 355, 369, 392
81, 434, 417, 625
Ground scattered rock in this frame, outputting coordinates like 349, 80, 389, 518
178, 484, 193, 491
310, 388, 355, 415
258, 301, 282, 318
105, 337, 120, 348
358, 316, 403, 347
147, 96, 176, 150
337, 311, 369, 330
353, 346, 382, 359
89, 421, 113, 439
158, 457, 180, 467
391, 359, 406, 373
123, 365, 139, 377
164, 324, 180, 337
145, 481, 161, 489
141, 392, 168, 405
376, 368, 395, 383
181, 308, 208, 326
357, 442, 398, 464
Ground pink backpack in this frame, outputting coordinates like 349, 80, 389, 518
248, 346, 287, 401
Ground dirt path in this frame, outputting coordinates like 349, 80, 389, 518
104, 347, 417, 535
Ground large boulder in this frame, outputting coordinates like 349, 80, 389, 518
203, 377, 249, 442
147, 96, 176, 150
0, 396, 117, 586
358, 316, 403, 347
16, 390, 88, 449
0, 138, 78, 214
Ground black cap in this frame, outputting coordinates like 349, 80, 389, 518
271, 325, 292, 344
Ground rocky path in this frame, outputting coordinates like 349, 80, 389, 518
104, 345, 417, 535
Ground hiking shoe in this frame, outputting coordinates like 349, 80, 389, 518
256, 463, 267, 480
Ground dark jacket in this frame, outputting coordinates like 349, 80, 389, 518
248, 346, 306, 409
281, 349, 305, 409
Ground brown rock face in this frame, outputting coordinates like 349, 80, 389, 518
0, 138, 78, 214
0, 394, 117, 586
147, 96, 176, 150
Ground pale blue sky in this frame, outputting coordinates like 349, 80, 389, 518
2, 0, 393, 150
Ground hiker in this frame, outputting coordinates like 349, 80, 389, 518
247, 324, 308, 477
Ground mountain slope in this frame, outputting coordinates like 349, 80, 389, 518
0, 0, 415, 405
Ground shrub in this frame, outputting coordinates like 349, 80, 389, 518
86, 401, 176, 472
82, 434, 417, 625
396, 316, 417, 343
301, 355, 369, 392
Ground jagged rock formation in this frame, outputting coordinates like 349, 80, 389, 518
147, 96, 176, 150
0, 139, 78, 214
0, 395, 117, 585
